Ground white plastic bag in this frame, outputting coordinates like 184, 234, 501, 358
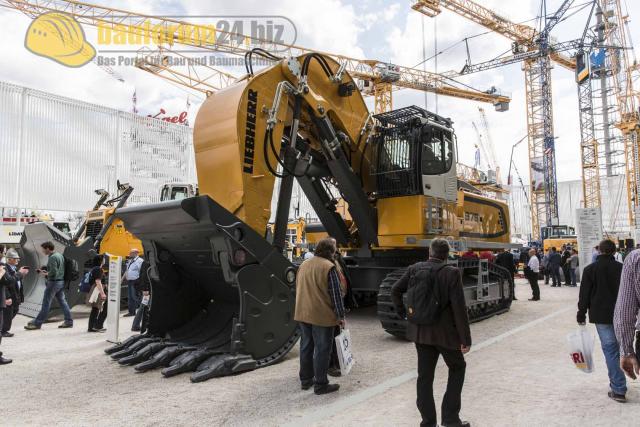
335, 328, 355, 375
567, 326, 595, 373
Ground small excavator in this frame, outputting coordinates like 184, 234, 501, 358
106, 51, 517, 382
19, 182, 141, 317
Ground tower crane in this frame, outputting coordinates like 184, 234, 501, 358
477, 106, 500, 184
0, 0, 511, 113
597, 0, 640, 235
412, 0, 585, 240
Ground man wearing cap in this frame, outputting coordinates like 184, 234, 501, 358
1, 249, 27, 337
122, 248, 144, 317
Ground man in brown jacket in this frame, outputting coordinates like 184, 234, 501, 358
294, 237, 346, 395
392, 238, 472, 427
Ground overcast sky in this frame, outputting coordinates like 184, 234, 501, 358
1, 0, 638, 188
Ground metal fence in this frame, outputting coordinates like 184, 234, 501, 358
0, 80, 196, 213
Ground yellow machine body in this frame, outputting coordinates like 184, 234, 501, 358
84, 208, 143, 256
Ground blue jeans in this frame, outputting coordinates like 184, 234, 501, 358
595, 324, 627, 395
569, 268, 577, 286
34, 280, 73, 326
127, 279, 141, 315
299, 322, 334, 389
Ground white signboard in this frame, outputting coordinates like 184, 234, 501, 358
106, 255, 122, 343
576, 208, 603, 276
0, 225, 24, 244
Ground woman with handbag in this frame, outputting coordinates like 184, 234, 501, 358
86, 255, 107, 332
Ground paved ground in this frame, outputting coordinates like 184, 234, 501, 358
1, 279, 638, 426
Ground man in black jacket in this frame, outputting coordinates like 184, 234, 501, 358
548, 247, 562, 287
392, 239, 472, 427
0, 264, 8, 365
1, 249, 26, 337
561, 246, 572, 286
577, 239, 627, 402
495, 248, 517, 300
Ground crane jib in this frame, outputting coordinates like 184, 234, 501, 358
243, 89, 258, 174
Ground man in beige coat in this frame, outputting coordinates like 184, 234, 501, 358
294, 237, 346, 395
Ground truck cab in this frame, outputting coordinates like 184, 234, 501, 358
160, 183, 199, 201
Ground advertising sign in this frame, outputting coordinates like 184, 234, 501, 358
576, 208, 603, 275
106, 255, 122, 343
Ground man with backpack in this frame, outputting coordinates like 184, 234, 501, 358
25, 241, 73, 330
391, 238, 472, 427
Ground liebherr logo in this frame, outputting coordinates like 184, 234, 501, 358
243, 89, 258, 174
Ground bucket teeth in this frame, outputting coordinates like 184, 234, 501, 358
117, 342, 174, 366
161, 349, 216, 378
134, 346, 193, 372
110, 337, 160, 360
191, 354, 257, 383
105, 334, 146, 355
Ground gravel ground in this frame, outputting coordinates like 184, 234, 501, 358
1, 279, 637, 426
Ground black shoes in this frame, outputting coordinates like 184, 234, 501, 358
314, 384, 340, 395
123, 313, 135, 317
131, 327, 141, 332
328, 367, 342, 377
0, 352, 12, 365
301, 381, 313, 390
608, 391, 627, 403
528, 298, 540, 301
58, 323, 73, 329
2, 332, 14, 337
24, 323, 41, 330
442, 421, 471, 427
88, 328, 106, 333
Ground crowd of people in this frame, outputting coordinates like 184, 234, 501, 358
1, 236, 639, 426
296, 237, 639, 426
522, 244, 581, 301
0, 243, 151, 364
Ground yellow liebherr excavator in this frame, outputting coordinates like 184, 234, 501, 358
107, 52, 515, 382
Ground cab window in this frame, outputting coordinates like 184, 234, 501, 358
421, 129, 453, 175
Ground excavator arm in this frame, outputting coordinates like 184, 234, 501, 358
193, 53, 377, 248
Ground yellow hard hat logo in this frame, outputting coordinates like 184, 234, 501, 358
25, 12, 95, 67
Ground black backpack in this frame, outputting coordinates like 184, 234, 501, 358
406, 263, 448, 325
63, 256, 80, 282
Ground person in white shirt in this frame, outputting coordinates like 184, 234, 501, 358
122, 248, 144, 317
526, 248, 540, 301
614, 250, 623, 264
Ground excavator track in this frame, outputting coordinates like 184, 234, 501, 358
377, 259, 514, 339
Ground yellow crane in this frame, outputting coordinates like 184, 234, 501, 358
412, 0, 576, 240
1, 0, 511, 113
598, 0, 640, 235
413, 0, 640, 239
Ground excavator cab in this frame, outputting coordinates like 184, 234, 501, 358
372, 106, 457, 203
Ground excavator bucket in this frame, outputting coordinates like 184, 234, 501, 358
107, 195, 300, 381
19, 222, 93, 318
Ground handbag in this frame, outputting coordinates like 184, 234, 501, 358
334, 328, 355, 375
88, 286, 100, 304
